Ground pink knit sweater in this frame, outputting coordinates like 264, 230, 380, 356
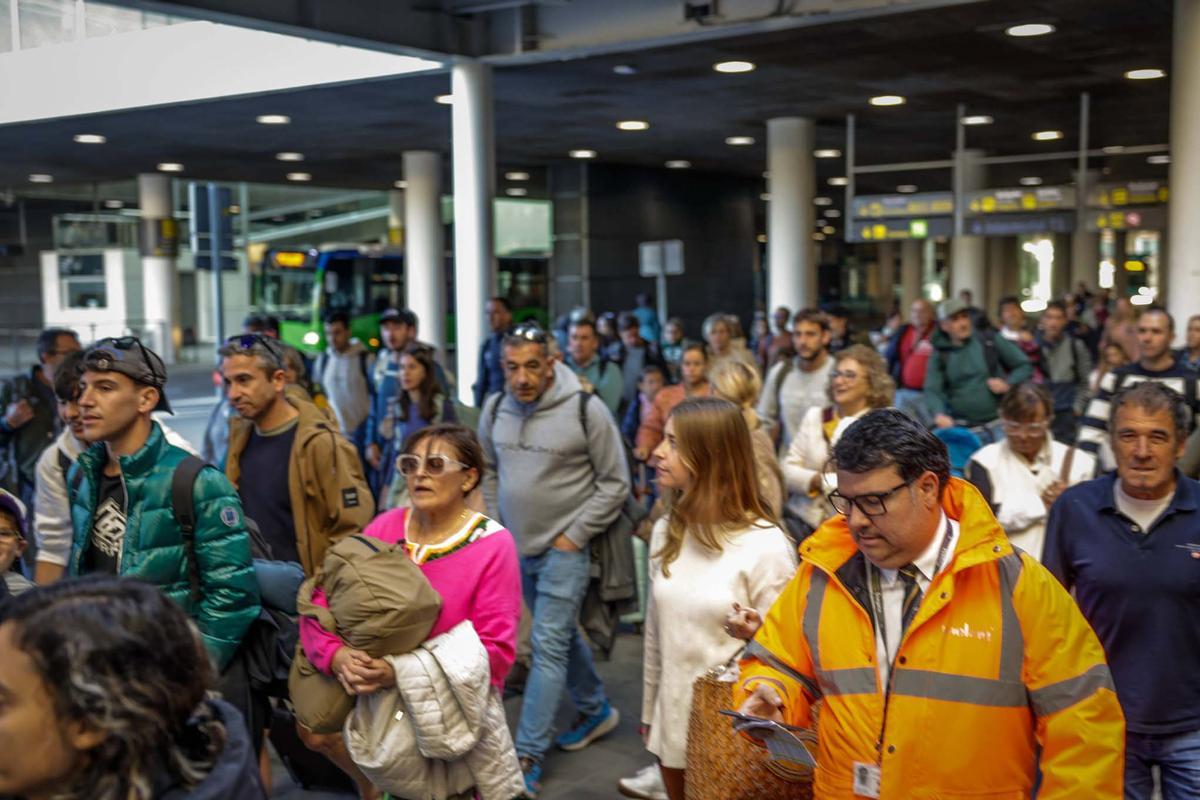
298, 508, 522, 689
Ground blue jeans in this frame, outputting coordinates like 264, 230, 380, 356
1125, 729, 1200, 800
894, 388, 932, 428
514, 547, 609, 763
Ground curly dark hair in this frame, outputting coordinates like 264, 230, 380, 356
831, 408, 951, 495
0, 577, 224, 799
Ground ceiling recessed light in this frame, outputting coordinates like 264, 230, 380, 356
1102, 145, 1127, 154
714, 60, 755, 74
824, 209, 842, 218
286, 172, 312, 182
157, 162, 184, 173
73, 134, 106, 144
506, 171, 530, 181
1148, 154, 1171, 165
616, 120, 649, 131
813, 232, 826, 241
28, 174, 52, 183
228, 204, 241, 214
613, 64, 637, 75
725, 136, 756, 146
256, 114, 290, 125
756, 234, 767, 244
506, 187, 528, 197
569, 149, 597, 159
665, 160, 691, 169
1019, 176, 1043, 186
1125, 68, 1166, 80
435, 94, 453, 105
814, 196, 833, 206
828, 176, 849, 187
960, 115, 994, 126
276, 152, 304, 162
814, 149, 842, 158
104, 199, 123, 209
822, 226, 836, 235
869, 95, 906, 107
760, 193, 771, 201
394, 180, 408, 189
897, 184, 918, 193
1006, 23, 1055, 37
1032, 130, 1064, 141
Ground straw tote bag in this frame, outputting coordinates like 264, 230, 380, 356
684, 654, 817, 800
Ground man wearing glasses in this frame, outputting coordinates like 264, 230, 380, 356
479, 323, 629, 798
66, 337, 261, 672
735, 409, 1124, 798
221, 333, 373, 578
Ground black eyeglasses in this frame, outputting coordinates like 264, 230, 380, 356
828, 478, 914, 518
224, 333, 284, 369
510, 323, 548, 344
87, 336, 162, 385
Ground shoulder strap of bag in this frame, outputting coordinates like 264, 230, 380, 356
578, 390, 591, 440
979, 328, 1000, 378
172, 455, 207, 604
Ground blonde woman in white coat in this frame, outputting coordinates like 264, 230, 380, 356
782, 344, 895, 536
643, 396, 796, 800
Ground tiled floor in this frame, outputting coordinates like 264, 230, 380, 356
270, 630, 650, 800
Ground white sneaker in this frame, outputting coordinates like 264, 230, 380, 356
617, 764, 668, 800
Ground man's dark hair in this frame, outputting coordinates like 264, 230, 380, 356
242, 313, 265, 332
635, 292, 652, 307
52, 350, 87, 402
617, 311, 640, 333
37, 328, 79, 361
260, 314, 281, 335
1140, 305, 1174, 331
640, 363, 667, 380
832, 409, 951, 494
487, 296, 512, 312
569, 318, 599, 337
1109, 381, 1192, 441
324, 310, 350, 328
1044, 299, 1067, 315
998, 295, 1020, 314
792, 308, 830, 332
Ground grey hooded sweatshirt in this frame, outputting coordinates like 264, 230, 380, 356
479, 361, 630, 557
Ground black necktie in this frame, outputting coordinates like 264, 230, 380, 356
898, 563, 923, 634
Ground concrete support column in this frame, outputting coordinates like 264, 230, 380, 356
876, 241, 895, 308
138, 173, 179, 364
951, 148, 987, 302
900, 240, 922, 308
1112, 232, 1130, 297
767, 117, 816, 312
1071, 170, 1101, 293
404, 151, 445, 357
986, 237, 1007, 314
1168, 0, 1200, 331
388, 189, 405, 247
451, 60, 496, 404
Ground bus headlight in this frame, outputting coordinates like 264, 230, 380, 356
303, 331, 320, 346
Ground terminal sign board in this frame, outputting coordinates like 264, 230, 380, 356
847, 217, 953, 243
852, 192, 954, 219
1084, 206, 1168, 232
1087, 181, 1169, 208
965, 212, 1075, 236
965, 186, 1074, 214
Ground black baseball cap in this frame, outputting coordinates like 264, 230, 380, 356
380, 308, 417, 327
82, 337, 173, 414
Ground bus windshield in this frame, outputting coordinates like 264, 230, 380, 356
260, 268, 316, 319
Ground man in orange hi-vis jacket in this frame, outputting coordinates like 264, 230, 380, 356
735, 409, 1124, 799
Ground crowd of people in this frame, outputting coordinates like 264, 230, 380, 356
0, 281, 1198, 800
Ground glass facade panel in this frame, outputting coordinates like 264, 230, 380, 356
18, 0, 76, 49
0, 0, 12, 53
84, 2, 143, 38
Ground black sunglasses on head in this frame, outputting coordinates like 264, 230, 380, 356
224, 333, 284, 369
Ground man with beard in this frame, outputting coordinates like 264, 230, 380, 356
759, 309, 834, 455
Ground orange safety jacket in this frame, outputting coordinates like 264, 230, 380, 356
736, 477, 1124, 799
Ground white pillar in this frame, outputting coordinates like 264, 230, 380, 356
138, 173, 179, 364
950, 148, 987, 302
451, 60, 495, 405
404, 151, 445, 357
767, 117, 816, 312
388, 189, 405, 247
1168, 0, 1200, 337
900, 239, 922, 307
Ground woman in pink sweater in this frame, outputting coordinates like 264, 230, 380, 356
299, 422, 521, 704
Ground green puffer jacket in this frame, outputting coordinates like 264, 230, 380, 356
67, 422, 261, 670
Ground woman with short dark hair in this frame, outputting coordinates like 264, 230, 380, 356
966, 382, 1096, 561
0, 577, 263, 800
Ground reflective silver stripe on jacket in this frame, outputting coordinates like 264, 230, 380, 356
803, 570, 879, 697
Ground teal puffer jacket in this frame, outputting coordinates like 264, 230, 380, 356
68, 423, 261, 670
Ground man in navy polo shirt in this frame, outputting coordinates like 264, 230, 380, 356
1045, 380, 1200, 799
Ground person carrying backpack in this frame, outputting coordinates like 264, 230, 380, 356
65, 337, 261, 668
925, 298, 1032, 442
314, 310, 375, 460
